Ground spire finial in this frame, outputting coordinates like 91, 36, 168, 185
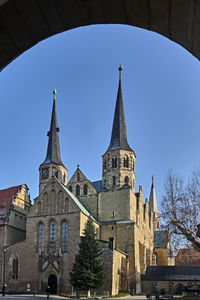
118, 65, 122, 80
152, 176, 154, 183
53, 89, 57, 101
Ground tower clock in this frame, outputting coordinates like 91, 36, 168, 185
41, 167, 49, 180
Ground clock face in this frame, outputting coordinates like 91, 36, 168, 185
42, 167, 49, 180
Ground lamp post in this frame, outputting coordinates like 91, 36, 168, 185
2, 246, 6, 286
1, 211, 10, 287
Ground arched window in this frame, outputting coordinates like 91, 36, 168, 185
112, 157, 117, 168
115, 157, 117, 168
76, 185, 80, 196
49, 220, 56, 254
44, 193, 48, 214
12, 257, 18, 279
38, 223, 44, 254
112, 158, 115, 168
124, 156, 129, 168
50, 190, 56, 214
64, 198, 70, 212
61, 221, 68, 252
113, 176, 116, 186
37, 201, 41, 214
125, 176, 129, 184
69, 185, 72, 192
77, 172, 80, 181
84, 184, 88, 195
58, 191, 63, 212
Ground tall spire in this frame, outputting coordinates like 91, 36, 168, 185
107, 66, 132, 151
42, 89, 64, 166
149, 176, 158, 213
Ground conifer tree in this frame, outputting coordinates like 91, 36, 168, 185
70, 218, 104, 297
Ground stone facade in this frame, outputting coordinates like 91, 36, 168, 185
0, 71, 171, 295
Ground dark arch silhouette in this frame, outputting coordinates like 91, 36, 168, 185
0, 0, 199, 71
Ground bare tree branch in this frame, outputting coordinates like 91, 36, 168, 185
161, 168, 200, 253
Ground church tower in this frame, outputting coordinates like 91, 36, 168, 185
149, 177, 160, 230
39, 90, 67, 194
102, 66, 136, 191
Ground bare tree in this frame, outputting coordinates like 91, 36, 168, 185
161, 168, 200, 253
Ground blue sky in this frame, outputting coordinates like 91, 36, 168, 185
0, 24, 200, 207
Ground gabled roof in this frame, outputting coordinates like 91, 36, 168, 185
41, 90, 65, 168
0, 185, 21, 208
91, 180, 103, 192
107, 66, 133, 152
154, 230, 169, 248
53, 176, 99, 224
0, 185, 22, 224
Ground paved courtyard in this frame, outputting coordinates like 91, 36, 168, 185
0, 295, 147, 300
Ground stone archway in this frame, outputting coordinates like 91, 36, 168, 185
0, 1, 200, 71
48, 274, 57, 295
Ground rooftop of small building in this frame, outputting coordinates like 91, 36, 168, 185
91, 180, 103, 192
142, 265, 200, 281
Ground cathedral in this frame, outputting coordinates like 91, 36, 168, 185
0, 68, 170, 296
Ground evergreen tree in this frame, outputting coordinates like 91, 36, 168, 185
70, 218, 104, 296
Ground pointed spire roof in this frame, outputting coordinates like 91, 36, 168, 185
107, 66, 133, 152
41, 90, 64, 167
149, 176, 158, 213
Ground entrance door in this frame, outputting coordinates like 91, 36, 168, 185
48, 274, 57, 294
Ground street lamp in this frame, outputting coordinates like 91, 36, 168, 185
1, 211, 10, 287
2, 246, 6, 286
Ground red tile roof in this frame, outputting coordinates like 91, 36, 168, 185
0, 185, 21, 224
175, 248, 200, 265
